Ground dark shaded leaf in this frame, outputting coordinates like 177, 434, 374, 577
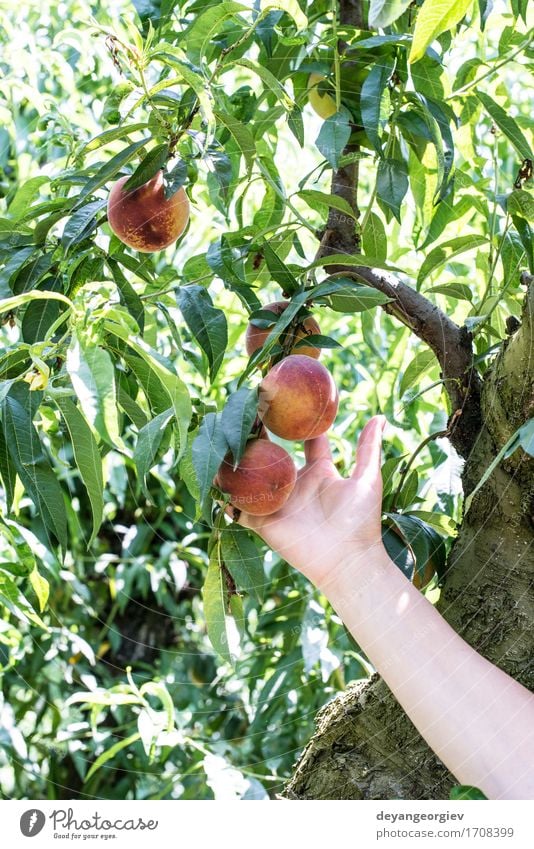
221, 387, 258, 466
176, 285, 228, 381
124, 143, 169, 192
221, 523, 265, 602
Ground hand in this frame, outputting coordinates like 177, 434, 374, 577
236, 416, 387, 589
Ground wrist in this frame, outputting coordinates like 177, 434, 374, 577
315, 540, 398, 609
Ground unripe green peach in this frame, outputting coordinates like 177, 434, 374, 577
307, 73, 337, 119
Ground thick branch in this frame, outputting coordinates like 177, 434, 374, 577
321, 263, 483, 456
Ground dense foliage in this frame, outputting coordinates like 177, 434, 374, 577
0, 0, 532, 799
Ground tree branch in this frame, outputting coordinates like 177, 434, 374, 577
316, 0, 482, 457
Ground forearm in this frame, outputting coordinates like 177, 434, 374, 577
318, 544, 534, 800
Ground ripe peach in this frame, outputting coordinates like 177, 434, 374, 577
246, 301, 321, 359
258, 355, 338, 441
216, 439, 297, 516
107, 170, 189, 252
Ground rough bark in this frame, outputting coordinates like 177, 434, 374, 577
285, 277, 534, 800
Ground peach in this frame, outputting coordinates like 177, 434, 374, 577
307, 73, 337, 120
258, 355, 338, 441
107, 170, 189, 252
246, 301, 321, 359
216, 438, 297, 516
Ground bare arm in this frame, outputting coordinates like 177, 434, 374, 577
238, 418, 534, 800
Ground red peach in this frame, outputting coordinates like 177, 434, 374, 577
107, 170, 189, 252
258, 355, 338, 441
216, 439, 297, 516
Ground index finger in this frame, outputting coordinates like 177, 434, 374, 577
351, 415, 386, 484
304, 433, 333, 466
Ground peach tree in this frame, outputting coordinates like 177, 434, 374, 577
0, 0, 532, 799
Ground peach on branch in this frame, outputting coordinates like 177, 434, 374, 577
246, 301, 321, 360
215, 438, 297, 516
258, 354, 338, 441
307, 73, 337, 120
107, 170, 189, 252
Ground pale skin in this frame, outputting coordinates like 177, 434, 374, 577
236, 416, 534, 800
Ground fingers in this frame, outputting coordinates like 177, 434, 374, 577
351, 415, 386, 484
304, 433, 333, 466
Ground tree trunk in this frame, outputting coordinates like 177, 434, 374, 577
284, 278, 534, 800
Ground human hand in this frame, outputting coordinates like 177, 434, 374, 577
236, 416, 387, 589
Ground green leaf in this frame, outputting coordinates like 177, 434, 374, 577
381, 525, 415, 581
260, 0, 307, 29
21, 278, 67, 345
288, 106, 304, 147
369, 0, 412, 27
0, 427, 17, 511
220, 387, 258, 467
360, 59, 394, 154
214, 110, 256, 175
74, 139, 147, 207
55, 397, 104, 546
297, 190, 358, 220
232, 59, 294, 109
385, 513, 446, 584
507, 189, 534, 222
315, 108, 352, 169
220, 523, 265, 603
67, 332, 123, 450
176, 285, 228, 381
85, 732, 141, 783
106, 321, 192, 459
308, 253, 402, 274
293, 333, 342, 350
399, 349, 438, 397
1, 384, 67, 549
123, 143, 169, 192
262, 243, 300, 293
179, 427, 201, 504
476, 91, 533, 162
511, 215, 533, 273
184, 1, 247, 64
409, 0, 474, 64
8, 177, 49, 220
202, 546, 237, 665
450, 785, 488, 800
376, 158, 409, 223
61, 199, 107, 251
107, 258, 145, 333
192, 413, 228, 520
0, 571, 47, 629
320, 284, 391, 313
29, 566, 49, 613
81, 123, 149, 153
428, 282, 473, 301
134, 408, 174, 498
163, 160, 188, 199
362, 212, 387, 262
417, 235, 488, 286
